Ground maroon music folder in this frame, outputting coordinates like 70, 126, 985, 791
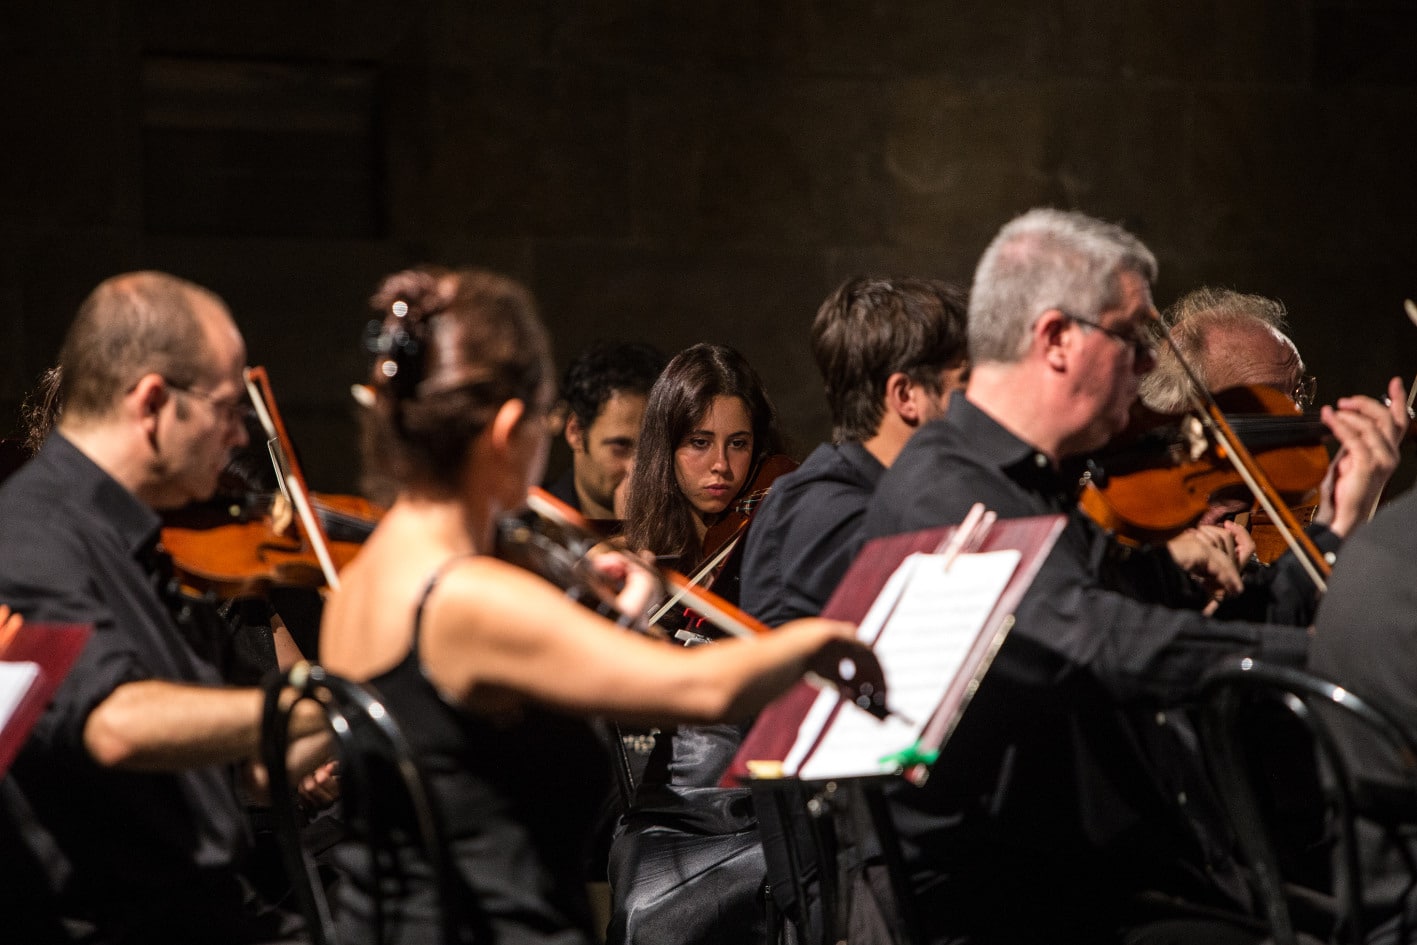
0, 622, 91, 778
724, 510, 1064, 787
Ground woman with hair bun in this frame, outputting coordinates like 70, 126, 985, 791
319, 266, 877, 945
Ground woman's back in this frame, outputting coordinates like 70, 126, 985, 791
325, 528, 609, 944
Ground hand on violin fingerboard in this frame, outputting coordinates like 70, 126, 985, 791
583, 547, 660, 632
1315, 376, 1410, 537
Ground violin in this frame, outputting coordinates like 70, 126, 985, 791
700, 453, 800, 564
496, 492, 638, 628
517, 487, 771, 638
1080, 384, 1330, 547
516, 487, 897, 720
161, 490, 381, 598
678, 452, 798, 606
160, 367, 383, 598
1241, 506, 1320, 565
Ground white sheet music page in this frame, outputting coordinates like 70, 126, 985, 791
0, 661, 40, 731
793, 549, 1020, 780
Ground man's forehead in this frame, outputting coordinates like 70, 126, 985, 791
592, 390, 647, 424
1203, 322, 1302, 390
197, 314, 247, 388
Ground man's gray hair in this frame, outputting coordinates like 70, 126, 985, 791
1139, 287, 1297, 412
968, 208, 1158, 364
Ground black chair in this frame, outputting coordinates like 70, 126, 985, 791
1199, 657, 1417, 945
260, 661, 459, 945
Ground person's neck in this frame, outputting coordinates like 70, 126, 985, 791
392, 489, 489, 558
574, 479, 616, 520
57, 420, 162, 506
861, 415, 916, 468
964, 365, 1066, 468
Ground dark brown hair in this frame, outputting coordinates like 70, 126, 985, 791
621, 343, 782, 569
811, 276, 969, 443
361, 266, 552, 495
20, 366, 63, 455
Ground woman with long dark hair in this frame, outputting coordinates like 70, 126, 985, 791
609, 343, 803, 945
620, 342, 790, 601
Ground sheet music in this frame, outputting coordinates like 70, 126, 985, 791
781, 556, 918, 774
792, 549, 1021, 780
0, 661, 40, 731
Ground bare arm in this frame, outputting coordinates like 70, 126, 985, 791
83, 679, 328, 771
270, 612, 307, 672
422, 557, 868, 726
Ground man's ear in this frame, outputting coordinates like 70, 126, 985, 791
124, 373, 169, 447
1036, 308, 1071, 370
883, 372, 919, 424
564, 412, 584, 452
129, 373, 169, 421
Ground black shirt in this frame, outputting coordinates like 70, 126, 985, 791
861, 397, 1317, 942
1310, 485, 1417, 782
0, 435, 276, 944
739, 441, 884, 627
1309, 486, 1417, 928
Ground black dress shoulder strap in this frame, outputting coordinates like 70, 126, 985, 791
411, 553, 477, 655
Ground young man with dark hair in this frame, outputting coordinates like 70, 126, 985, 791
546, 341, 665, 521
739, 276, 969, 627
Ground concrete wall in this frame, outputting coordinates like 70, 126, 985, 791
3, 1, 1415, 491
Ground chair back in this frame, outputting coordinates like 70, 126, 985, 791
260, 661, 460, 945
1199, 657, 1417, 945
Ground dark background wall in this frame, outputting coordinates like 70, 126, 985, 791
4, 1, 1416, 493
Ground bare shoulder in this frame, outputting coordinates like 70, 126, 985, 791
424, 555, 568, 629
320, 546, 455, 679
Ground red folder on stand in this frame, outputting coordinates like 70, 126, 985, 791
0, 623, 91, 778
724, 508, 1064, 787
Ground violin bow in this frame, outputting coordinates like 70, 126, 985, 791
525, 487, 767, 639
1149, 314, 1331, 592
646, 536, 741, 628
244, 367, 342, 591
647, 451, 783, 625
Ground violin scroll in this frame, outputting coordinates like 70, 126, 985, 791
495, 494, 648, 631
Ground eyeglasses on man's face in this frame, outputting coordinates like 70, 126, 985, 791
1060, 311, 1158, 363
165, 379, 255, 427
